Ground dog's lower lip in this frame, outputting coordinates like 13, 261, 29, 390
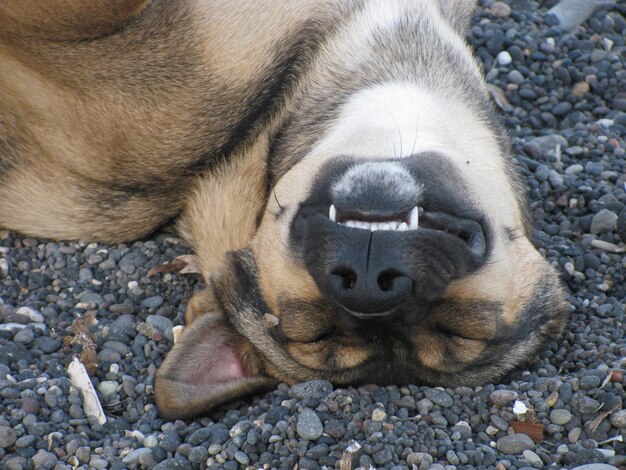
338, 304, 401, 319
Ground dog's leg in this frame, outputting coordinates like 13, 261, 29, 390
177, 137, 269, 323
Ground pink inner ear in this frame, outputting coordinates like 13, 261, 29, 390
182, 325, 252, 386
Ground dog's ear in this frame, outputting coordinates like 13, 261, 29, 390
437, 0, 477, 36
155, 311, 276, 420
0, 0, 150, 42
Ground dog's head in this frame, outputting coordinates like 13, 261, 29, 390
155, 1, 568, 419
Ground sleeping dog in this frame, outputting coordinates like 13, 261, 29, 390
0, 0, 567, 419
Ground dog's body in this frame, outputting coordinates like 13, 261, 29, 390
1, 0, 567, 419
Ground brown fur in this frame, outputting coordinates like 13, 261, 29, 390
0, 0, 568, 420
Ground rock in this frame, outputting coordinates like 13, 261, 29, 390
146, 315, 173, 337
0, 426, 17, 448
15, 306, 44, 323
548, 0, 615, 31
188, 446, 208, 465
13, 328, 34, 345
550, 409, 573, 425
97, 381, 121, 397
508, 70, 525, 85
372, 408, 387, 422
523, 449, 543, 467
122, 448, 153, 465
297, 409, 324, 440
29, 336, 59, 353
491, 1, 512, 18
590, 209, 618, 234
407, 452, 433, 466
234, 451, 249, 465
424, 388, 453, 407
497, 51, 512, 66
565, 164, 584, 176
490, 390, 519, 406
609, 410, 626, 428
496, 434, 534, 455
553, 101, 572, 116
142, 296, 164, 309
530, 134, 568, 153
289, 380, 333, 400
31, 451, 57, 470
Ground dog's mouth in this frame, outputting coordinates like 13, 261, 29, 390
329, 204, 421, 231
325, 203, 486, 258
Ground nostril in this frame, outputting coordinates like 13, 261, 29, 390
331, 267, 358, 290
377, 269, 403, 292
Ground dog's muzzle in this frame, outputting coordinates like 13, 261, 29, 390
293, 156, 489, 321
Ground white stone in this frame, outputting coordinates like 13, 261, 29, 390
16, 306, 44, 323
497, 51, 512, 66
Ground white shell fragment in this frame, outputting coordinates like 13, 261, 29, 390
67, 357, 107, 425
513, 400, 529, 416
172, 325, 185, 344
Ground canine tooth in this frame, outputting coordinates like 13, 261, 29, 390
398, 222, 409, 231
409, 207, 419, 230
329, 204, 337, 222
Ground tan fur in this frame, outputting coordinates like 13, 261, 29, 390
1, 0, 567, 419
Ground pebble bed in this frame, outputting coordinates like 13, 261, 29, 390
1, 1, 626, 469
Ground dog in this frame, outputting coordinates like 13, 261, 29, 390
0, 0, 568, 420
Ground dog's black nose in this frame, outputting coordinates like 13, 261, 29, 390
327, 230, 413, 318
327, 247, 413, 318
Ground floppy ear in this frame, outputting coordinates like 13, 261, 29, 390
0, 0, 150, 42
436, 0, 477, 36
155, 311, 276, 420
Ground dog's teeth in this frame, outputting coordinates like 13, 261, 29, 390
370, 223, 379, 231
398, 222, 409, 231
329, 204, 337, 222
346, 221, 356, 228
409, 206, 419, 230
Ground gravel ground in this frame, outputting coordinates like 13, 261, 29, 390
1, 1, 626, 469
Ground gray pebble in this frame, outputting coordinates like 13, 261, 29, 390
122, 448, 153, 465
15, 306, 44, 323
551, 409, 573, 425
424, 388, 453, 407
0, 426, 17, 448
188, 446, 208, 464
496, 434, 534, 455
609, 410, 626, 428
289, 380, 333, 400
590, 209, 618, 234
523, 449, 543, 467
15, 435, 35, 448
490, 390, 519, 406
31, 451, 57, 470
13, 328, 34, 345
234, 451, 249, 465
508, 70, 525, 85
297, 409, 324, 440
142, 296, 165, 309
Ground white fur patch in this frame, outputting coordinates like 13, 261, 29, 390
306, 82, 520, 230
331, 161, 422, 202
